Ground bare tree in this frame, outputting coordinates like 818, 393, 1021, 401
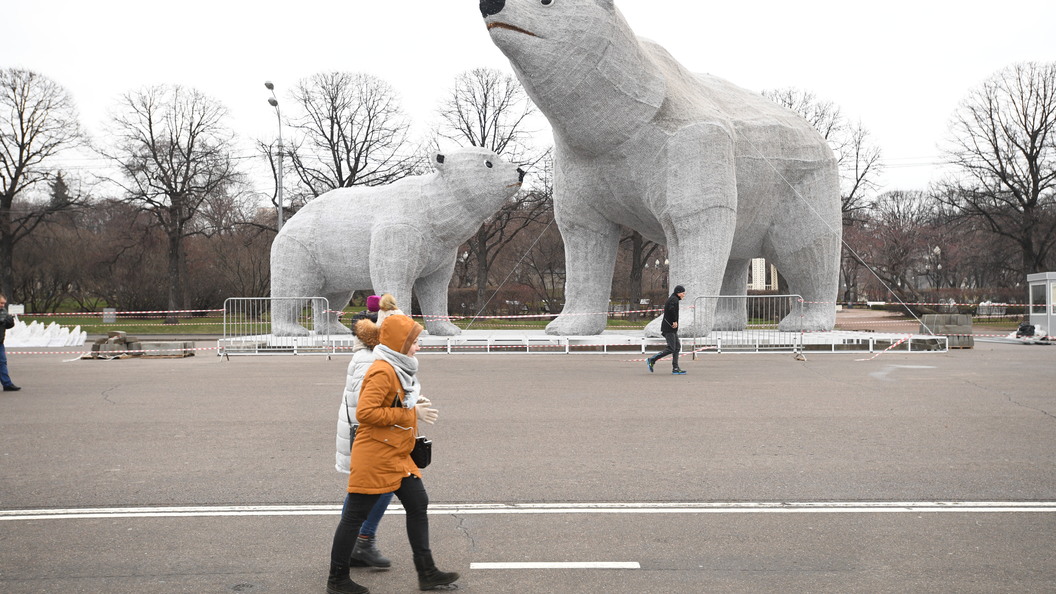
101, 84, 244, 320
436, 68, 540, 162
12, 175, 95, 312
764, 87, 884, 220
862, 190, 934, 300
763, 88, 846, 145
0, 68, 86, 300
462, 153, 553, 307
619, 229, 663, 318
840, 120, 884, 219
286, 72, 419, 203
939, 61, 1056, 275
509, 212, 564, 312
435, 67, 551, 305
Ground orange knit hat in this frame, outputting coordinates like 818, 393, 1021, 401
379, 314, 423, 355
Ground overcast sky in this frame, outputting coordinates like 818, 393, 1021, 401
4, 0, 1054, 192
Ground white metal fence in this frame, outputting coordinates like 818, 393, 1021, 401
216, 295, 946, 357
220, 297, 334, 356
690, 294, 805, 354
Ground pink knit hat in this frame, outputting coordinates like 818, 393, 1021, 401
366, 295, 381, 312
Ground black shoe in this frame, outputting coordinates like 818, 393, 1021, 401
646, 358, 654, 373
327, 564, 370, 594
3, 385, 20, 391
414, 554, 460, 591
672, 368, 686, 375
351, 535, 391, 568
326, 577, 369, 594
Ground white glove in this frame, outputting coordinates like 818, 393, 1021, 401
415, 397, 438, 424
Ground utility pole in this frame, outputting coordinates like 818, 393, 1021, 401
264, 81, 284, 230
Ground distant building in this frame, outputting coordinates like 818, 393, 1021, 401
747, 258, 778, 291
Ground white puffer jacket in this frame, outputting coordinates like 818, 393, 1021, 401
335, 346, 377, 473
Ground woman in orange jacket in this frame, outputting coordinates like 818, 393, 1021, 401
326, 314, 459, 594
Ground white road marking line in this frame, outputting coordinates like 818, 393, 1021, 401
471, 562, 640, 570
2, 501, 1055, 521
869, 364, 938, 380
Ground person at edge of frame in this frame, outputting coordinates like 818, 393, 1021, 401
0, 293, 20, 391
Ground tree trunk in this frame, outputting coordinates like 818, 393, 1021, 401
1021, 229, 1040, 275
0, 207, 12, 301
165, 230, 182, 324
474, 227, 489, 308
628, 232, 645, 321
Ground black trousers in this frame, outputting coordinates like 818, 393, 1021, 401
331, 475, 431, 567
652, 332, 681, 369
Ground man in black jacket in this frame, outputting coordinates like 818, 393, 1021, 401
0, 294, 19, 391
647, 285, 687, 375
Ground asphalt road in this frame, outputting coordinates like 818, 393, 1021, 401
1, 342, 1054, 593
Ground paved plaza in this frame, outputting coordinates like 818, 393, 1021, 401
1, 340, 1055, 593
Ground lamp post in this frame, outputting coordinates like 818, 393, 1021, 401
264, 81, 284, 230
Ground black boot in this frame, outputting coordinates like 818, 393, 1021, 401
351, 535, 392, 568
327, 563, 370, 594
413, 554, 460, 591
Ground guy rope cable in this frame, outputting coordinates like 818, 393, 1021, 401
462, 216, 557, 331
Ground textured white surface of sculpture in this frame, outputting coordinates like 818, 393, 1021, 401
5, 318, 87, 347
481, 0, 842, 336
270, 147, 525, 336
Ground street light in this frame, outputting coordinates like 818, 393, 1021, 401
264, 81, 284, 230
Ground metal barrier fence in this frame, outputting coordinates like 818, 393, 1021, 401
220, 297, 334, 356
216, 295, 946, 357
691, 295, 805, 354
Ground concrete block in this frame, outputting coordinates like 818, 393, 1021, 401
921, 314, 973, 348
140, 341, 195, 357
97, 343, 138, 356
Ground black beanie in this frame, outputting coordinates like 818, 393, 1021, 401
673, 285, 686, 294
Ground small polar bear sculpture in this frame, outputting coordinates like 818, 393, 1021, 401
481, 0, 842, 337
270, 147, 525, 337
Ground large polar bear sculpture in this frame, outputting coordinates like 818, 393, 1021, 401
270, 147, 525, 336
481, 0, 842, 336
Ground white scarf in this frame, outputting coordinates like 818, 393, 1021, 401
373, 344, 421, 408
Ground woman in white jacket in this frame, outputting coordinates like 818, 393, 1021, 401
334, 313, 393, 568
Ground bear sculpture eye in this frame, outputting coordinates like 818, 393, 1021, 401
541, 0, 554, 5
485, 161, 493, 168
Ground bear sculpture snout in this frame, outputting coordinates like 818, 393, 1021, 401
480, 0, 505, 18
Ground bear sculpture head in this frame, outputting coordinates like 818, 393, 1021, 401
433, 147, 526, 213
481, 0, 619, 81
481, 0, 663, 153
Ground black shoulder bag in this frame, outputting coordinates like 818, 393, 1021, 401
393, 393, 432, 469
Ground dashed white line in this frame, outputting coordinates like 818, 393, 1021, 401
471, 562, 640, 570
2, 501, 1055, 521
